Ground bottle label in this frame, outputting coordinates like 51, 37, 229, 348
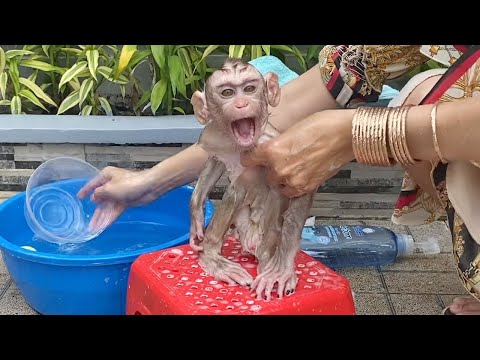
302, 225, 380, 246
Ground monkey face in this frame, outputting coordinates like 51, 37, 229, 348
218, 78, 268, 148
199, 59, 280, 149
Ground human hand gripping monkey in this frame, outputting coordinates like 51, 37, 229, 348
189, 58, 314, 301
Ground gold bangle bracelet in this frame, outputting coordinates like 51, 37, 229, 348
431, 102, 448, 164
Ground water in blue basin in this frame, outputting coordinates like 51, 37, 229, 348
0, 181, 214, 315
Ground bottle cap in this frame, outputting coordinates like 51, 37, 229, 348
396, 233, 415, 257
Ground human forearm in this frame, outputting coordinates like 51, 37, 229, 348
269, 65, 338, 132
406, 98, 480, 162
143, 143, 209, 197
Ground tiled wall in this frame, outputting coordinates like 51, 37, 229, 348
0, 143, 406, 218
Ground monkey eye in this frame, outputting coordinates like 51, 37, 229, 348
244, 85, 256, 93
221, 89, 234, 97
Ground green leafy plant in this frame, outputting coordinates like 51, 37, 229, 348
0, 46, 59, 114
0, 45, 314, 116
0, 45, 139, 115
138, 45, 211, 116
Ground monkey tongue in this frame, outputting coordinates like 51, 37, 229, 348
232, 118, 255, 146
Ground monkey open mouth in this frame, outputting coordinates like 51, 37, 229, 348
231, 117, 256, 147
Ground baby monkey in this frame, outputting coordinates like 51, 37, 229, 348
189, 58, 314, 300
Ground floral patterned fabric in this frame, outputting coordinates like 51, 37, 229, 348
318, 45, 480, 299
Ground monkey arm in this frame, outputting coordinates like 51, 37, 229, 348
189, 156, 226, 251
191, 156, 226, 210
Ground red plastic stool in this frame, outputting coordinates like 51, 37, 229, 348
126, 235, 356, 315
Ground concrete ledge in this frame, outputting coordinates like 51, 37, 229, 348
0, 115, 203, 144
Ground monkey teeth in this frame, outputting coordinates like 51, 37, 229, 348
232, 117, 256, 147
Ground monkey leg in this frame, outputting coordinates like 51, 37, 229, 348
198, 183, 254, 287
190, 157, 226, 251
251, 192, 314, 301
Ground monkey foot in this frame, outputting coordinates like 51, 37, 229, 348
251, 265, 298, 301
199, 253, 254, 288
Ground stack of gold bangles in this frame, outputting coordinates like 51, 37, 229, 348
352, 103, 447, 166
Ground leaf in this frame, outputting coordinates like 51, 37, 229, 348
68, 78, 81, 92
57, 91, 80, 115
134, 89, 151, 112
142, 102, 151, 112
0, 72, 7, 99
178, 48, 193, 77
306, 45, 322, 61
228, 45, 236, 58
80, 105, 92, 116
59, 61, 88, 88
150, 78, 168, 115
261, 45, 270, 56
42, 45, 50, 56
235, 45, 246, 58
18, 77, 57, 107
11, 95, 21, 114
173, 106, 186, 115
86, 50, 99, 81
290, 46, 307, 71
27, 70, 38, 83
199, 45, 219, 64
40, 83, 51, 91
0, 48, 5, 74
9, 61, 20, 95
129, 49, 151, 69
270, 45, 295, 53
0, 100, 11, 106
250, 45, 260, 60
98, 96, 112, 116
5, 50, 34, 59
151, 45, 166, 68
60, 47, 83, 56
19, 89, 48, 112
20, 60, 65, 74
79, 78, 94, 106
168, 55, 184, 97
185, 75, 201, 85
120, 84, 126, 99
116, 45, 137, 78
97, 66, 129, 84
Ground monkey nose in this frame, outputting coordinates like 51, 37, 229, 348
235, 101, 248, 109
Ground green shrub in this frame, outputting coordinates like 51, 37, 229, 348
0, 45, 318, 116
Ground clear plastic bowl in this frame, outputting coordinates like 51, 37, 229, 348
24, 157, 115, 245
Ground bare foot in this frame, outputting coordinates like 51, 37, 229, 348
251, 254, 298, 301
445, 296, 480, 315
198, 252, 253, 287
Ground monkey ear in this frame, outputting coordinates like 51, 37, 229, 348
191, 91, 210, 125
264, 72, 281, 107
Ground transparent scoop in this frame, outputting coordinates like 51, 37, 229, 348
24, 157, 114, 245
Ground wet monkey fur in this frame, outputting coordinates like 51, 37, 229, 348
189, 58, 314, 301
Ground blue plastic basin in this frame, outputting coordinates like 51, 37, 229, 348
0, 181, 214, 315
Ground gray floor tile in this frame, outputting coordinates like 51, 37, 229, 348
383, 271, 466, 294
380, 253, 457, 272
0, 253, 7, 275
390, 294, 444, 315
407, 221, 452, 254
336, 268, 386, 293
0, 282, 38, 315
353, 293, 392, 315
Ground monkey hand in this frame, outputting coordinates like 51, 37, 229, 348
189, 208, 206, 252
251, 253, 298, 301
198, 251, 253, 287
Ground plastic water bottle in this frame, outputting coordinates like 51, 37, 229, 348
300, 218, 440, 269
